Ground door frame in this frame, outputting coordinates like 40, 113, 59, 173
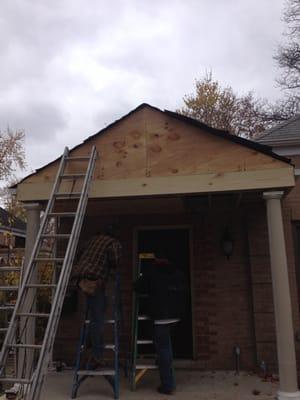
132, 224, 195, 359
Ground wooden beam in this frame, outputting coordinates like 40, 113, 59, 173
17, 167, 295, 202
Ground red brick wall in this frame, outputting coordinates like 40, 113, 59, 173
246, 204, 277, 369
55, 208, 258, 370
282, 171, 300, 369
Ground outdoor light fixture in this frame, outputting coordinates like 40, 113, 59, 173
221, 227, 233, 259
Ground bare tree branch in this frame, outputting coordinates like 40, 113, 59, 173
275, 0, 300, 101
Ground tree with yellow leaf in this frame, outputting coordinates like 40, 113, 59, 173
178, 72, 271, 138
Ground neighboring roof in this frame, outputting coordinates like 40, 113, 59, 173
256, 114, 300, 147
15, 103, 291, 187
0, 207, 26, 234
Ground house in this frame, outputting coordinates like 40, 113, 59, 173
0, 207, 26, 264
14, 104, 300, 400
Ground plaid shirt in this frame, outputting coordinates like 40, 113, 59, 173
72, 234, 122, 281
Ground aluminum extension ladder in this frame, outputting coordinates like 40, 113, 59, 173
71, 272, 121, 399
0, 145, 97, 400
130, 253, 157, 391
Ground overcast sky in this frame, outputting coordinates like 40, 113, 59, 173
0, 0, 286, 178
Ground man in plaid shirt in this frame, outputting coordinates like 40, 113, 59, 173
72, 225, 122, 368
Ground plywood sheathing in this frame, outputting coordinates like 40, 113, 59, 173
17, 105, 294, 201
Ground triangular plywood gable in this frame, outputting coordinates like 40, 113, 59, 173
23, 104, 290, 183
17, 104, 294, 201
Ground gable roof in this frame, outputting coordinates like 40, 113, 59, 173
256, 114, 300, 147
0, 207, 26, 234
15, 103, 291, 187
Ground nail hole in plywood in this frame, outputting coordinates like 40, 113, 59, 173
130, 130, 141, 139
133, 143, 139, 149
150, 133, 160, 140
172, 168, 179, 174
149, 144, 162, 153
116, 161, 122, 167
113, 141, 126, 149
168, 132, 180, 141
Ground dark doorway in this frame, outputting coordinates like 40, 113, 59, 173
137, 228, 193, 359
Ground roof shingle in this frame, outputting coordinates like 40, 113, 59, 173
256, 114, 300, 147
0, 207, 26, 233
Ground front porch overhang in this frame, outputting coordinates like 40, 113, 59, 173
17, 166, 295, 202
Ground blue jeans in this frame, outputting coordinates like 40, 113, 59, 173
86, 288, 106, 360
153, 324, 175, 392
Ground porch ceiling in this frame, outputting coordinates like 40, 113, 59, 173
47, 191, 264, 216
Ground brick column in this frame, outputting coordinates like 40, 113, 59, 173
263, 191, 300, 400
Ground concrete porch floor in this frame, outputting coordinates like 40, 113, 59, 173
39, 370, 278, 399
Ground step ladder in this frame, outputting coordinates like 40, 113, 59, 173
0, 145, 97, 400
71, 272, 121, 400
130, 253, 157, 391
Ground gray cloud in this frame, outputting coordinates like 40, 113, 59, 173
0, 0, 286, 174
0, 101, 67, 143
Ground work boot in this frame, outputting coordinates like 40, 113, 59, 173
157, 386, 174, 395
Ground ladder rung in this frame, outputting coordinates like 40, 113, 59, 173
104, 344, 115, 350
41, 234, 70, 239
61, 173, 86, 179
138, 315, 150, 321
136, 364, 157, 370
0, 286, 18, 291
85, 319, 116, 324
0, 267, 21, 272
0, 328, 8, 333
26, 284, 56, 289
77, 369, 115, 376
55, 192, 81, 198
8, 344, 42, 350
137, 340, 153, 345
48, 212, 76, 217
0, 306, 15, 310
34, 258, 64, 262
17, 313, 50, 318
66, 156, 90, 161
1, 378, 32, 384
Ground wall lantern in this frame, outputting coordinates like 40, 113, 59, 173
221, 227, 234, 259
